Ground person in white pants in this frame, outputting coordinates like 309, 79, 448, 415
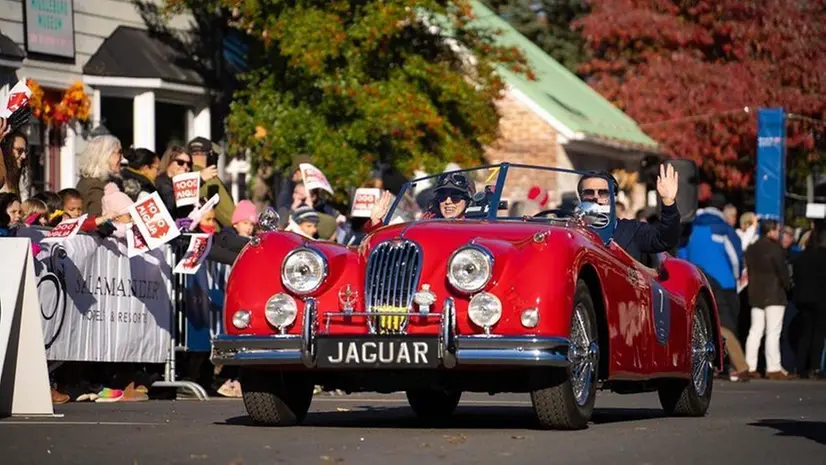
744, 219, 795, 379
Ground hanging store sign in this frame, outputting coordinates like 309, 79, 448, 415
24, 0, 76, 59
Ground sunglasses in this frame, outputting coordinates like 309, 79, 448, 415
13, 147, 27, 155
580, 189, 610, 198
436, 190, 467, 203
173, 159, 191, 167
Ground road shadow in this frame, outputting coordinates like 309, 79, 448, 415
217, 406, 664, 430
749, 419, 826, 446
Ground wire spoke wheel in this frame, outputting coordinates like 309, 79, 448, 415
691, 307, 714, 397
570, 303, 598, 407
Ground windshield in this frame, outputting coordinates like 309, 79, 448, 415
384, 163, 618, 242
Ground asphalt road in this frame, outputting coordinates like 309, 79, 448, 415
1, 379, 824, 465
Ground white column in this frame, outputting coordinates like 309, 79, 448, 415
133, 91, 155, 151
185, 108, 195, 143
193, 105, 211, 139
92, 89, 102, 128
59, 125, 77, 189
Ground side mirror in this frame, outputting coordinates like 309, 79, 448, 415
258, 207, 280, 232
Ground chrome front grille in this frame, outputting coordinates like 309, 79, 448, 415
364, 240, 422, 334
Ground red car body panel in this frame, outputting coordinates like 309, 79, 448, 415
222, 218, 724, 379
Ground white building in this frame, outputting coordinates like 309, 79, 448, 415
0, 0, 214, 193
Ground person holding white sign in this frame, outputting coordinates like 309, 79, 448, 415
187, 137, 235, 228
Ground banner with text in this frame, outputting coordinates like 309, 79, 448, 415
34, 234, 173, 363
756, 108, 786, 221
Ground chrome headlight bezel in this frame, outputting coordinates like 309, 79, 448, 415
280, 247, 328, 295
447, 245, 494, 294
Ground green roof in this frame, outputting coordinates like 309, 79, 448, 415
468, 1, 660, 151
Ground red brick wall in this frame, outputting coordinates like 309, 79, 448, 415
481, 92, 561, 204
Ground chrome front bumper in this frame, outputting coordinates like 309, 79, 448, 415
211, 298, 571, 368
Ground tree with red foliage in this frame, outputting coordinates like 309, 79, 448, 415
574, 0, 826, 191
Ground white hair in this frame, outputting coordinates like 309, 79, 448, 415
79, 135, 121, 181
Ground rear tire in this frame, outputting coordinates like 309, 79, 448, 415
530, 280, 599, 430
240, 368, 314, 426
406, 388, 462, 421
658, 296, 714, 416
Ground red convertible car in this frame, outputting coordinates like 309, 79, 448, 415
211, 163, 724, 430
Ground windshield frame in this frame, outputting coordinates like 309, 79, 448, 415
383, 162, 617, 241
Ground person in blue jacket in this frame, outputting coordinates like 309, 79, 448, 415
678, 193, 749, 380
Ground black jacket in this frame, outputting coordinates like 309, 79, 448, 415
155, 173, 194, 219
745, 237, 791, 307
792, 247, 826, 308
613, 202, 681, 263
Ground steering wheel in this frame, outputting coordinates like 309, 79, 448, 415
533, 208, 568, 218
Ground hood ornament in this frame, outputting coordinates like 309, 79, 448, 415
338, 284, 357, 313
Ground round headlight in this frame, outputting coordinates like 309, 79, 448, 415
281, 248, 327, 294
265, 293, 298, 329
447, 246, 493, 293
232, 310, 251, 329
468, 292, 502, 329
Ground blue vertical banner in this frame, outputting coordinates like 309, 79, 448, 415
755, 108, 787, 221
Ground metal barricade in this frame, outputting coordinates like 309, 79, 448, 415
152, 235, 230, 400
150, 239, 210, 400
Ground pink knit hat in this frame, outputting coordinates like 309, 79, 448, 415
231, 200, 257, 225
102, 182, 133, 217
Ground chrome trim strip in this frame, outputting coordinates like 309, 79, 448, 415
210, 335, 303, 366
212, 335, 301, 351
456, 336, 569, 351
455, 349, 569, 366
453, 335, 570, 367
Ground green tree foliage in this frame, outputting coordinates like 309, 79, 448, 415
483, 0, 590, 74
163, 0, 530, 199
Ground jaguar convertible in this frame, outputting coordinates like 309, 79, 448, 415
211, 163, 723, 430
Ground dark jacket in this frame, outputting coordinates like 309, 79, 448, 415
614, 202, 681, 263
155, 173, 194, 219
121, 168, 157, 201
745, 236, 791, 307
206, 227, 250, 265
791, 247, 826, 308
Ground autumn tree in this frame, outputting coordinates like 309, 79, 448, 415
483, 0, 590, 74
161, 0, 530, 200
574, 0, 826, 191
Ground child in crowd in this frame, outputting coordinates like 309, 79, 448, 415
101, 182, 135, 239
289, 206, 319, 239
21, 198, 48, 226
59, 188, 84, 219
196, 205, 218, 235
230, 200, 257, 238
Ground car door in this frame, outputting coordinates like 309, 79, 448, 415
646, 252, 693, 375
602, 240, 654, 379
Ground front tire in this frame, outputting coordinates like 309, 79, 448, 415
530, 280, 599, 430
658, 296, 715, 416
240, 369, 314, 426
406, 388, 462, 421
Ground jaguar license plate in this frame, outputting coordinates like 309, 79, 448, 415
316, 336, 440, 369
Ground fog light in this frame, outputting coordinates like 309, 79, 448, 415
265, 293, 298, 329
468, 292, 502, 332
232, 310, 251, 329
520, 308, 539, 328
